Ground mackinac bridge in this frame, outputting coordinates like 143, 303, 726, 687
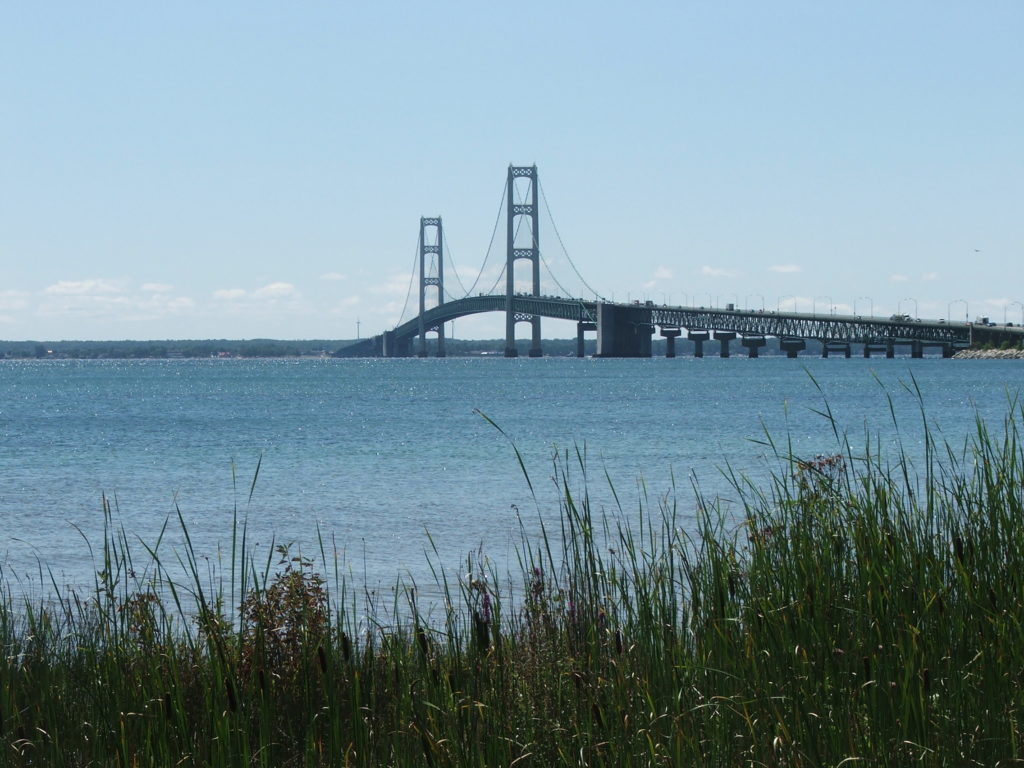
339, 165, 1023, 359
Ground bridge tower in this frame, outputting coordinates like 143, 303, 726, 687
505, 165, 542, 357
418, 216, 445, 357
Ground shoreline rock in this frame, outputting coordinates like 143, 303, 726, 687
953, 348, 1024, 359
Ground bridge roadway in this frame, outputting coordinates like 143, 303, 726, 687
342, 295, 1022, 358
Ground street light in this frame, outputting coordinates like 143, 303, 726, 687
1008, 300, 1024, 326
778, 295, 795, 313
948, 299, 968, 323
746, 293, 765, 311
855, 296, 873, 317
898, 297, 918, 318
813, 295, 833, 316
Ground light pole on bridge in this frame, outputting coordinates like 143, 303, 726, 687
813, 295, 833, 316
899, 297, 918, 319
855, 297, 873, 317
948, 299, 968, 323
746, 293, 764, 311
1007, 300, 1024, 326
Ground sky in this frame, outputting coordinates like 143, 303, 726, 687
1, 1, 1021, 341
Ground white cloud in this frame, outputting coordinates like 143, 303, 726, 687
700, 265, 737, 278
653, 266, 673, 280
329, 296, 362, 314
143, 295, 195, 312
0, 290, 30, 311
254, 282, 298, 299
769, 264, 801, 273
371, 273, 418, 297
213, 288, 247, 300
45, 279, 122, 295
889, 274, 910, 283
921, 271, 939, 281
36, 279, 196, 324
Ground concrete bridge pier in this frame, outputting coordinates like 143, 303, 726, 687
886, 341, 895, 358
911, 340, 923, 359
595, 303, 654, 357
741, 336, 766, 358
780, 338, 806, 358
576, 321, 596, 358
688, 330, 709, 358
660, 327, 681, 357
823, 342, 851, 358
714, 331, 737, 358
528, 323, 543, 357
417, 331, 445, 358
382, 330, 412, 358
863, 343, 885, 358
920, 342, 952, 358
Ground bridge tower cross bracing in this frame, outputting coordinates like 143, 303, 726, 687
418, 216, 445, 358
504, 165, 542, 357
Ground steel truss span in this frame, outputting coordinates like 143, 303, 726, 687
649, 306, 971, 346
341, 295, 1023, 358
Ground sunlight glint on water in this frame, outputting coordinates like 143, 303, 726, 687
0, 356, 1017, 600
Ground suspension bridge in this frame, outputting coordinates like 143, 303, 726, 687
339, 165, 1022, 359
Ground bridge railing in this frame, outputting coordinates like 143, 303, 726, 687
364, 296, 997, 356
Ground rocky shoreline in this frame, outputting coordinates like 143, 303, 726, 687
953, 348, 1024, 359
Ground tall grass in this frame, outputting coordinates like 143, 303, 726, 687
2, 398, 1023, 766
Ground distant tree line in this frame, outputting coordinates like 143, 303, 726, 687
0, 340, 350, 359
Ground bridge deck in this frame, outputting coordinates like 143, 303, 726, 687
345, 295, 1023, 356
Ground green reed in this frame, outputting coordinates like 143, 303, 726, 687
1, 395, 1023, 766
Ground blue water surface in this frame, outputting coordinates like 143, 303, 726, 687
0, 356, 1020, 605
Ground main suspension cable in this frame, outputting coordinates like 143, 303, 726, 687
461, 179, 508, 296
539, 250, 576, 297
395, 234, 421, 327
539, 180, 604, 300
440, 228, 469, 297
483, 263, 506, 296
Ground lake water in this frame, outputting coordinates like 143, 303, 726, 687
0, 356, 1020, 605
